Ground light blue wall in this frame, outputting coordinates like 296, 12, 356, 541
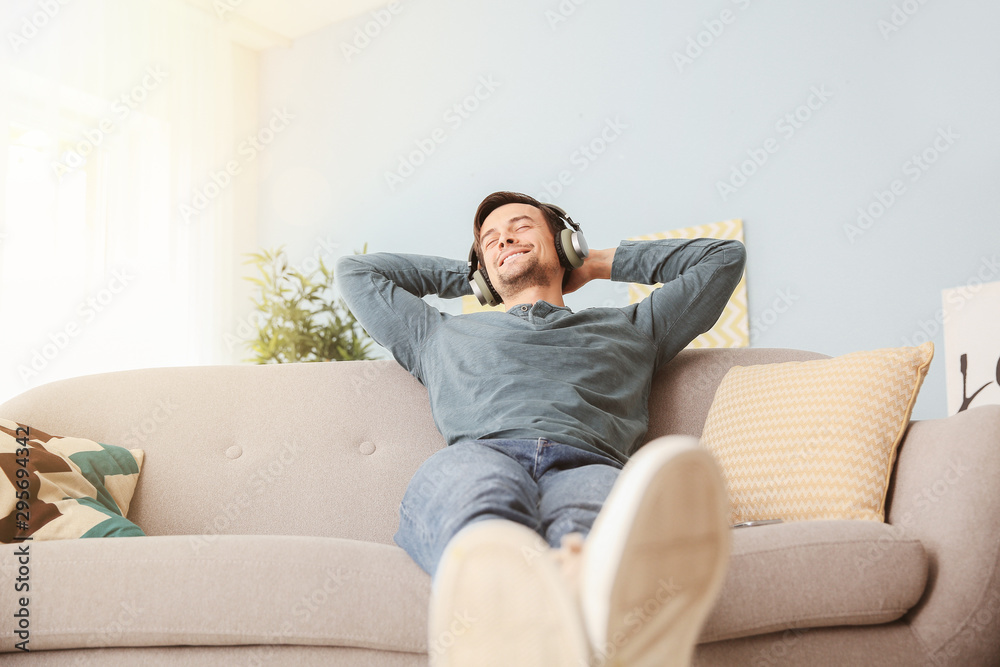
254, 0, 1000, 421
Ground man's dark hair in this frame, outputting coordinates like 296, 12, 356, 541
472, 191, 571, 288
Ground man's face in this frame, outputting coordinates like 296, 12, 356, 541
479, 203, 562, 298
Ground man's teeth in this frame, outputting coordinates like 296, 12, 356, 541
504, 252, 527, 265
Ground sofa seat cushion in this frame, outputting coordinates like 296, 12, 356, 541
700, 519, 928, 643
0, 534, 431, 653
0, 524, 929, 655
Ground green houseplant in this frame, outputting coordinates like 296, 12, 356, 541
242, 245, 374, 363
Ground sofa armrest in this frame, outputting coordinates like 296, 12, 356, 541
885, 405, 1000, 665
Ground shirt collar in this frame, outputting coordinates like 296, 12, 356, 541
506, 300, 573, 317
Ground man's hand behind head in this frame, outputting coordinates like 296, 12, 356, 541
561, 247, 616, 296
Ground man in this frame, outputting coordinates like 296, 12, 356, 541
335, 191, 746, 666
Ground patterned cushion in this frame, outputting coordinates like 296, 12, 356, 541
700, 343, 934, 524
1, 418, 145, 542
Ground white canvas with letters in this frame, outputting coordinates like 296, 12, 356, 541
942, 279, 1000, 415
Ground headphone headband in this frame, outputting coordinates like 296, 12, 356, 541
543, 203, 579, 232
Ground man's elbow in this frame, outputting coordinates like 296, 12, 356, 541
334, 254, 366, 284
723, 239, 747, 272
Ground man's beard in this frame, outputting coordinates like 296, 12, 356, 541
495, 255, 560, 298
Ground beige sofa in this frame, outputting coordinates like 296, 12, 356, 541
1, 348, 998, 666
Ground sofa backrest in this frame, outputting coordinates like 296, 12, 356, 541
645, 347, 826, 443
0, 348, 826, 545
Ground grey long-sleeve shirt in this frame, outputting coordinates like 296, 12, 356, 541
335, 238, 746, 465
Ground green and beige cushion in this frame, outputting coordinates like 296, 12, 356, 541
701, 342, 934, 525
1, 418, 145, 542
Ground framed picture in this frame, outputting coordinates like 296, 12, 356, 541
629, 219, 748, 349
942, 279, 1000, 415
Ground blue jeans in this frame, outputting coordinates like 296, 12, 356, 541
394, 438, 624, 577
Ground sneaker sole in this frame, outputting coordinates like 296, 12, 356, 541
429, 520, 591, 667
581, 435, 730, 667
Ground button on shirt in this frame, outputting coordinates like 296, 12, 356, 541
335, 238, 746, 464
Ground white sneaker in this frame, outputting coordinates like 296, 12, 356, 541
580, 435, 731, 667
428, 519, 592, 667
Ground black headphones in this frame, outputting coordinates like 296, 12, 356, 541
467, 202, 589, 307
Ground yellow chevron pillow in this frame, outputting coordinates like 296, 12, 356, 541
701, 342, 933, 525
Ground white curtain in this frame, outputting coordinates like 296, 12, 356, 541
0, 0, 255, 403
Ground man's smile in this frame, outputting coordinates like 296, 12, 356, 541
499, 248, 532, 267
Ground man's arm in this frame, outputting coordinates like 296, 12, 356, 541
562, 247, 616, 293
590, 239, 746, 369
334, 253, 472, 378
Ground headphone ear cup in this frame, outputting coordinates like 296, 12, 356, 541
472, 269, 501, 307
558, 228, 586, 268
